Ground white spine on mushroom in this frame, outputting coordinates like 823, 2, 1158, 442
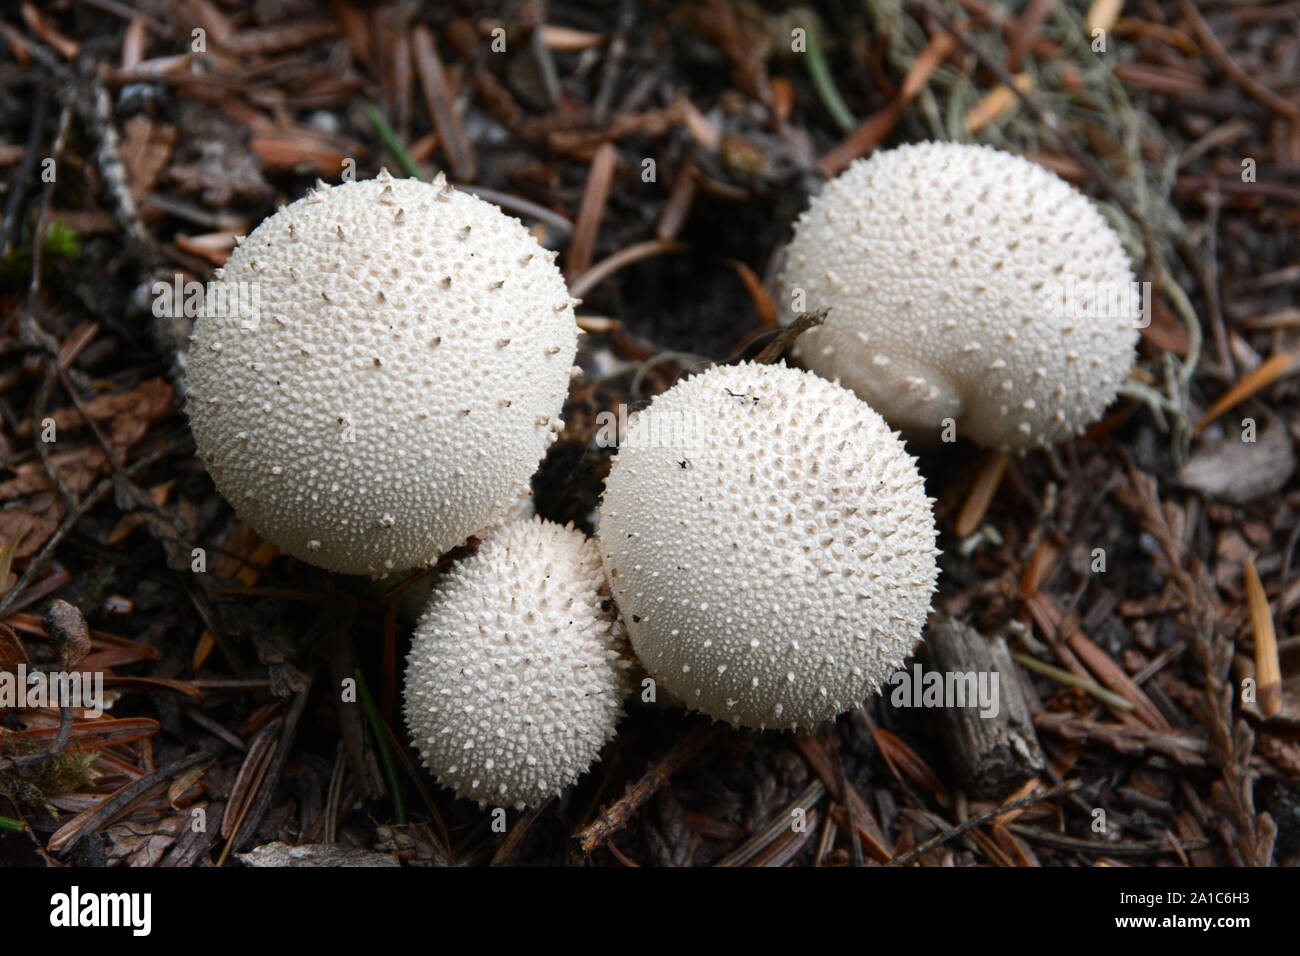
403, 518, 633, 810
185, 173, 577, 576
597, 362, 939, 731
781, 141, 1139, 450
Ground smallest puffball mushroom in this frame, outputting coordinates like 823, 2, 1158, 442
404, 518, 633, 810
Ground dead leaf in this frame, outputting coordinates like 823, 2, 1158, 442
13, 377, 174, 440
103, 814, 187, 866
1178, 417, 1295, 504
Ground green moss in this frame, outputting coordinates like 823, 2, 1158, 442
0, 733, 98, 798
0, 218, 83, 291
42, 219, 82, 259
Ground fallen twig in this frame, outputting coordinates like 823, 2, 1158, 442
576, 722, 721, 855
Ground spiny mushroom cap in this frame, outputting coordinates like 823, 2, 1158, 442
185, 172, 578, 576
782, 142, 1139, 451
597, 362, 938, 731
403, 518, 633, 809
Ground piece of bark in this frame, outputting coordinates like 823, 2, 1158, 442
237, 841, 399, 867
922, 620, 1046, 798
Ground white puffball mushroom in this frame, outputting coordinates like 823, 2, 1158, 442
403, 518, 633, 809
185, 171, 579, 576
782, 141, 1140, 451
597, 362, 939, 731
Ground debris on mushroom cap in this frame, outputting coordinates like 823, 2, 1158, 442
184, 171, 579, 576
781, 141, 1140, 451
403, 517, 633, 810
597, 361, 939, 731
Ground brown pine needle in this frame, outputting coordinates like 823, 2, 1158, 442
965, 73, 1033, 134
990, 777, 1045, 828
0, 529, 26, 597
1065, 623, 1171, 730
1243, 555, 1282, 718
955, 449, 1009, 538
105, 480, 175, 545
195, 539, 278, 671
1179, 0, 1300, 122
566, 141, 619, 280
819, 32, 956, 177
1193, 351, 1294, 434
1086, 0, 1124, 35
411, 24, 476, 181
568, 239, 688, 300
575, 315, 621, 333
727, 259, 778, 330
539, 25, 606, 52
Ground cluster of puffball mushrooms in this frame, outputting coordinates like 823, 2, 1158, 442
185, 143, 1139, 811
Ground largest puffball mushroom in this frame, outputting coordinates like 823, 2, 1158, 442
598, 362, 939, 731
185, 172, 578, 576
403, 518, 633, 809
781, 142, 1140, 451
